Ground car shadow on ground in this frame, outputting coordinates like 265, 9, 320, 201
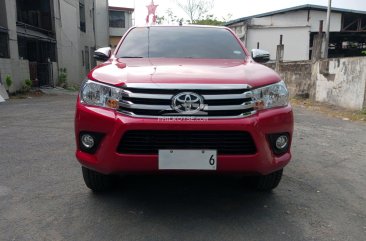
68, 175, 303, 240
87, 175, 280, 217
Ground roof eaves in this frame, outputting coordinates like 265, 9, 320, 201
225, 4, 366, 26
109, 6, 135, 12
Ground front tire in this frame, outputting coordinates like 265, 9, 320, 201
254, 169, 283, 191
82, 166, 114, 192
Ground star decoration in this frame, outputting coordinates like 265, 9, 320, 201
147, 0, 158, 16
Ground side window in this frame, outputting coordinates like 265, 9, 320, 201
116, 28, 149, 58
79, 0, 86, 32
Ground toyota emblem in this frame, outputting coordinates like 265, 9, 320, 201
171, 92, 205, 114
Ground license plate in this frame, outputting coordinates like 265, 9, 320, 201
159, 150, 217, 170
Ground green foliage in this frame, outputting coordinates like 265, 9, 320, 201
158, 2, 230, 26
5, 75, 12, 91
176, 0, 214, 23
25, 79, 32, 87
157, 8, 184, 24
156, 15, 165, 24
20, 79, 32, 93
58, 68, 68, 88
193, 15, 224, 26
362, 50, 366, 55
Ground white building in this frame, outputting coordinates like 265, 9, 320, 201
108, 6, 134, 48
0, 0, 109, 92
226, 5, 366, 61
55, 0, 98, 85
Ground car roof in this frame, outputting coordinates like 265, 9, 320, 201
133, 25, 229, 30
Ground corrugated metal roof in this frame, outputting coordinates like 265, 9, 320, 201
225, 4, 366, 26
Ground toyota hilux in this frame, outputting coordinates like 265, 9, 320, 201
75, 25, 293, 192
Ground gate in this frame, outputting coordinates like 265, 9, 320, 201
29, 62, 37, 86
29, 62, 52, 87
37, 63, 52, 86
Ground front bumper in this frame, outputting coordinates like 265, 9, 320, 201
75, 100, 294, 175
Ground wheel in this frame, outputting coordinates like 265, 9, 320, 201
82, 166, 115, 192
254, 169, 283, 191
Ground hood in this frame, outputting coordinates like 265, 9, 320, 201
90, 58, 281, 88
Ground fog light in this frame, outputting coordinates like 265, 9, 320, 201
268, 133, 290, 155
81, 134, 95, 149
275, 135, 288, 149
79, 132, 104, 154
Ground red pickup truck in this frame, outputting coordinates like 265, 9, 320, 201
75, 25, 293, 192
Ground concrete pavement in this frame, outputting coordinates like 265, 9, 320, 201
0, 94, 365, 241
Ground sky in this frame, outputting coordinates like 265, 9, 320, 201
109, 0, 366, 25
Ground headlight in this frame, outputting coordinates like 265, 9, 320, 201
80, 80, 121, 109
253, 80, 289, 110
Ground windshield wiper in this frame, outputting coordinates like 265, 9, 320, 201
119, 56, 144, 58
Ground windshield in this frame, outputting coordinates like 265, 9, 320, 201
116, 26, 246, 59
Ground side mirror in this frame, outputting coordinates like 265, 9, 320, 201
251, 49, 270, 63
94, 47, 111, 62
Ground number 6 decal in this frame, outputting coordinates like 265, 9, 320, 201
209, 155, 215, 166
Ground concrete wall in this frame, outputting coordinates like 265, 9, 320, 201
266, 61, 313, 98
55, 0, 79, 85
95, 0, 109, 48
265, 57, 366, 110
230, 22, 248, 43
79, 0, 97, 75
315, 57, 366, 110
0, 0, 27, 93
4, 0, 19, 59
0, 59, 30, 93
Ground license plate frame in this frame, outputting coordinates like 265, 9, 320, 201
158, 150, 217, 170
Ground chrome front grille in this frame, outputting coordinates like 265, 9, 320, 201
118, 83, 256, 118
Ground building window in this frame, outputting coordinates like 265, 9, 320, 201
16, 0, 53, 31
0, 32, 10, 58
109, 11, 125, 28
85, 46, 90, 72
79, 0, 86, 32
